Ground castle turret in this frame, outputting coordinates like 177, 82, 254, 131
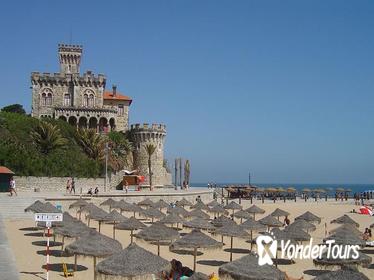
130, 123, 171, 186
58, 44, 83, 74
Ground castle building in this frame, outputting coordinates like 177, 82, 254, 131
30, 44, 171, 186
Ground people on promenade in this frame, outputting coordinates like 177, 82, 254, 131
66, 178, 71, 193
94, 186, 99, 196
124, 180, 129, 193
9, 177, 17, 196
87, 188, 93, 196
70, 177, 76, 194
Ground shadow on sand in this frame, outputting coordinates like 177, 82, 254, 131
32, 241, 63, 247
42, 263, 88, 272
197, 260, 227, 267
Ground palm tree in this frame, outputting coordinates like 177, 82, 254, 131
30, 121, 67, 154
145, 143, 157, 190
108, 137, 133, 171
74, 128, 105, 160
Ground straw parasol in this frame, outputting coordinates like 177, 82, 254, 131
115, 201, 143, 217
207, 200, 220, 208
215, 224, 250, 261
25, 200, 60, 213
287, 187, 296, 193
96, 243, 171, 280
191, 201, 210, 211
69, 198, 89, 210
302, 188, 311, 193
115, 217, 146, 244
259, 215, 283, 230
330, 224, 362, 237
159, 213, 186, 229
211, 215, 236, 228
137, 198, 155, 208
87, 207, 108, 232
176, 198, 193, 208
54, 220, 91, 249
170, 229, 223, 271
240, 218, 266, 250
335, 187, 345, 192
189, 209, 210, 220
313, 250, 372, 268
295, 211, 321, 224
287, 220, 316, 233
65, 230, 122, 279
184, 218, 215, 231
153, 199, 170, 210
324, 230, 366, 246
224, 201, 242, 211
270, 208, 290, 220
233, 210, 252, 223
167, 206, 190, 218
135, 222, 179, 256
218, 253, 287, 280
78, 203, 103, 221
140, 207, 165, 223
331, 215, 359, 228
100, 198, 117, 211
209, 205, 228, 217
282, 226, 311, 242
245, 205, 265, 220
102, 210, 127, 239
312, 268, 370, 280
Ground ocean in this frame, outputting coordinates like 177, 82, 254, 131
190, 183, 374, 195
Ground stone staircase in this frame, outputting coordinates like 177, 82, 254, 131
0, 194, 41, 220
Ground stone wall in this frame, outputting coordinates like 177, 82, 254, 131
14, 176, 105, 193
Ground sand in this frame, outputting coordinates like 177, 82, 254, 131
4, 197, 374, 280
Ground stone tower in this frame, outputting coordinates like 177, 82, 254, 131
130, 123, 171, 186
58, 44, 82, 74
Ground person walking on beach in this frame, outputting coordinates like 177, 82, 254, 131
66, 178, 71, 193
70, 177, 76, 194
9, 177, 17, 196
124, 180, 129, 193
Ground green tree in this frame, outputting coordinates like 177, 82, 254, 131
30, 121, 68, 154
107, 131, 133, 171
1, 104, 26, 114
74, 128, 105, 161
145, 143, 157, 189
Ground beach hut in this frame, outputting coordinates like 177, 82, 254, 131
96, 243, 171, 280
115, 217, 146, 244
65, 230, 122, 279
0, 166, 14, 192
215, 224, 250, 261
245, 205, 265, 220
218, 253, 286, 280
170, 229, 223, 271
135, 222, 179, 256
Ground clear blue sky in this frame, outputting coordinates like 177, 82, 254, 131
0, 1, 373, 184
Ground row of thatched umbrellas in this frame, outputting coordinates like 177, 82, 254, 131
24, 198, 371, 280
225, 185, 353, 193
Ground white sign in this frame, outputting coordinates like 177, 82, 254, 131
34, 213, 63, 222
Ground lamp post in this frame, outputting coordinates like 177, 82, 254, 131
248, 171, 251, 186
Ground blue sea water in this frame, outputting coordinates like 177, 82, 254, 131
190, 183, 374, 195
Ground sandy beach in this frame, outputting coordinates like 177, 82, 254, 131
3, 196, 374, 280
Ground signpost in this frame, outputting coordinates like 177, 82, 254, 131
35, 213, 63, 280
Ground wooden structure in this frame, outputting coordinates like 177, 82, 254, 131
0, 166, 14, 192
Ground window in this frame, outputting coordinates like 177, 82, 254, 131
83, 94, 88, 107
41, 93, 47, 106
64, 94, 71, 106
88, 94, 94, 107
40, 89, 53, 106
118, 104, 124, 116
83, 90, 95, 107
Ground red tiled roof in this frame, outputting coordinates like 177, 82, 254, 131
103, 91, 132, 104
0, 166, 14, 174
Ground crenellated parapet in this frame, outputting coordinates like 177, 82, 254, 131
130, 123, 166, 133
31, 71, 106, 87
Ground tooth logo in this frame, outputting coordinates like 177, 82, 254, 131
256, 235, 277, 266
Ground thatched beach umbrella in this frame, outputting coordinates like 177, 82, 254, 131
331, 215, 359, 228
138, 198, 155, 208
96, 243, 171, 280
218, 253, 286, 280
54, 220, 91, 250
211, 216, 236, 228
330, 224, 362, 237
215, 224, 250, 261
191, 201, 210, 211
87, 207, 108, 232
136, 223, 179, 256
115, 201, 143, 217
287, 219, 316, 233
233, 210, 252, 223
259, 215, 283, 231
153, 199, 170, 210
270, 208, 290, 221
25, 200, 60, 213
240, 218, 266, 250
224, 201, 242, 218
312, 268, 370, 280
69, 198, 89, 209
282, 226, 311, 242
209, 205, 228, 217
302, 188, 311, 193
102, 210, 127, 239
313, 250, 372, 268
324, 230, 366, 246
170, 229, 223, 271
100, 198, 117, 212
189, 209, 210, 220
295, 211, 321, 224
207, 200, 220, 208
159, 213, 186, 229
141, 207, 165, 223
184, 218, 215, 231
176, 198, 193, 208
65, 230, 122, 279
245, 205, 265, 220
167, 205, 190, 218
78, 203, 103, 221
115, 217, 146, 244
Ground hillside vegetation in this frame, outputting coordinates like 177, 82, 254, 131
0, 110, 132, 178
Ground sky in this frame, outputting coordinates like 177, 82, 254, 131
0, 1, 373, 184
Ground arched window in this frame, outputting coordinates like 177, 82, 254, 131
64, 94, 71, 106
40, 89, 53, 106
83, 94, 88, 107
88, 94, 94, 107
41, 93, 47, 106
46, 93, 52, 106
